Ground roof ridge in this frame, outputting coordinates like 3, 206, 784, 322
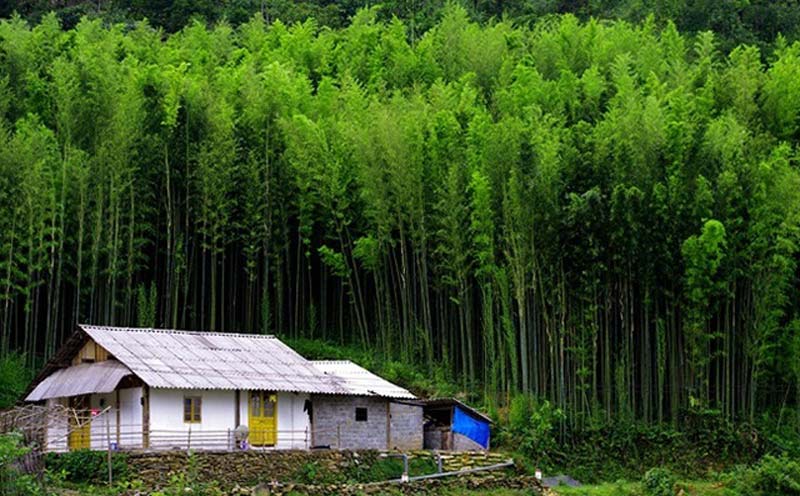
79, 324, 277, 340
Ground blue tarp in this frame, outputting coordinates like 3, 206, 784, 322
452, 406, 490, 448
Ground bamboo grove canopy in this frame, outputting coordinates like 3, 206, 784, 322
1, 5, 800, 427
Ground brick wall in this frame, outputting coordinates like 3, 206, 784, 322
311, 395, 388, 450
388, 402, 423, 450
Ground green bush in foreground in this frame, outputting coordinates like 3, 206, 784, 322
44, 449, 128, 485
642, 467, 677, 496
0, 433, 42, 496
726, 454, 800, 495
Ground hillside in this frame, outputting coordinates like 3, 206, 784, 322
1, 4, 800, 493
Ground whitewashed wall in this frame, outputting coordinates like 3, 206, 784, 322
43, 388, 315, 452
89, 392, 117, 450
148, 389, 237, 450
45, 398, 68, 453
237, 391, 311, 450
118, 387, 143, 449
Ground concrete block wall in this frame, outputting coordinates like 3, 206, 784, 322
388, 402, 423, 450
311, 395, 388, 449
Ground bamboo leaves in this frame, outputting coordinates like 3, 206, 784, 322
1, 10, 800, 426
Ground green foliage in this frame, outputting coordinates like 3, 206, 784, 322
6, 0, 800, 57
553, 480, 643, 496
499, 396, 566, 471
726, 455, 800, 495
136, 283, 157, 328
0, 354, 32, 408
530, 410, 761, 483
0, 433, 41, 496
642, 467, 677, 496
285, 338, 458, 399
1, 2, 800, 452
44, 450, 128, 485
290, 452, 437, 485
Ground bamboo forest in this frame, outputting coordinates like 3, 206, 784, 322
2, 3, 800, 436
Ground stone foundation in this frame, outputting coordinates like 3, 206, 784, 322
237, 474, 544, 495
119, 449, 515, 491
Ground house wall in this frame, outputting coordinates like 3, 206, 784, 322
45, 398, 69, 453
118, 387, 143, 448
71, 339, 109, 365
144, 389, 309, 450
45, 388, 311, 452
148, 389, 237, 450
311, 395, 388, 450
89, 392, 117, 450
43, 387, 142, 452
388, 402, 423, 450
237, 391, 311, 449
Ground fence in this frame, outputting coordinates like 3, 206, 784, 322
47, 422, 315, 452
40, 405, 422, 453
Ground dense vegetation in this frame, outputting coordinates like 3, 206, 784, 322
5, 0, 800, 53
2, 0, 800, 449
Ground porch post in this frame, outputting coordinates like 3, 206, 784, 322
235, 390, 241, 427
142, 385, 150, 449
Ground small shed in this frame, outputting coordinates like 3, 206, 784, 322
310, 360, 423, 451
422, 398, 492, 451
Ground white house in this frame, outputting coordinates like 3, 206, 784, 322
25, 325, 422, 452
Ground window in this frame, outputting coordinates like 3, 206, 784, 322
184, 396, 202, 423
355, 407, 368, 422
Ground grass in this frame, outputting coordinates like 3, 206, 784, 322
285, 488, 538, 496
551, 481, 642, 496
438, 490, 539, 495
551, 480, 730, 496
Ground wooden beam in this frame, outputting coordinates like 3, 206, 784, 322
115, 390, 121, 445
142, 385, 150, 449
234, 390, 240, 427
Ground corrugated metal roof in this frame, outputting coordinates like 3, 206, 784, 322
80, 325, 350, 395
26, 360, 132, 401
312, 360, 416, 399
421, 398, 493, 423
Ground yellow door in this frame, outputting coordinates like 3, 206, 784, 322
249, 391, 277, 446
68, 396, 91, 450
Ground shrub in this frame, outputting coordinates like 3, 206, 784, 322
44, 449, 128, 484
642, 467, 676, 496
728, 454, 800, 495
0, 432, 41, 496
0, 354, 33, 409
498, 395, 565, 471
